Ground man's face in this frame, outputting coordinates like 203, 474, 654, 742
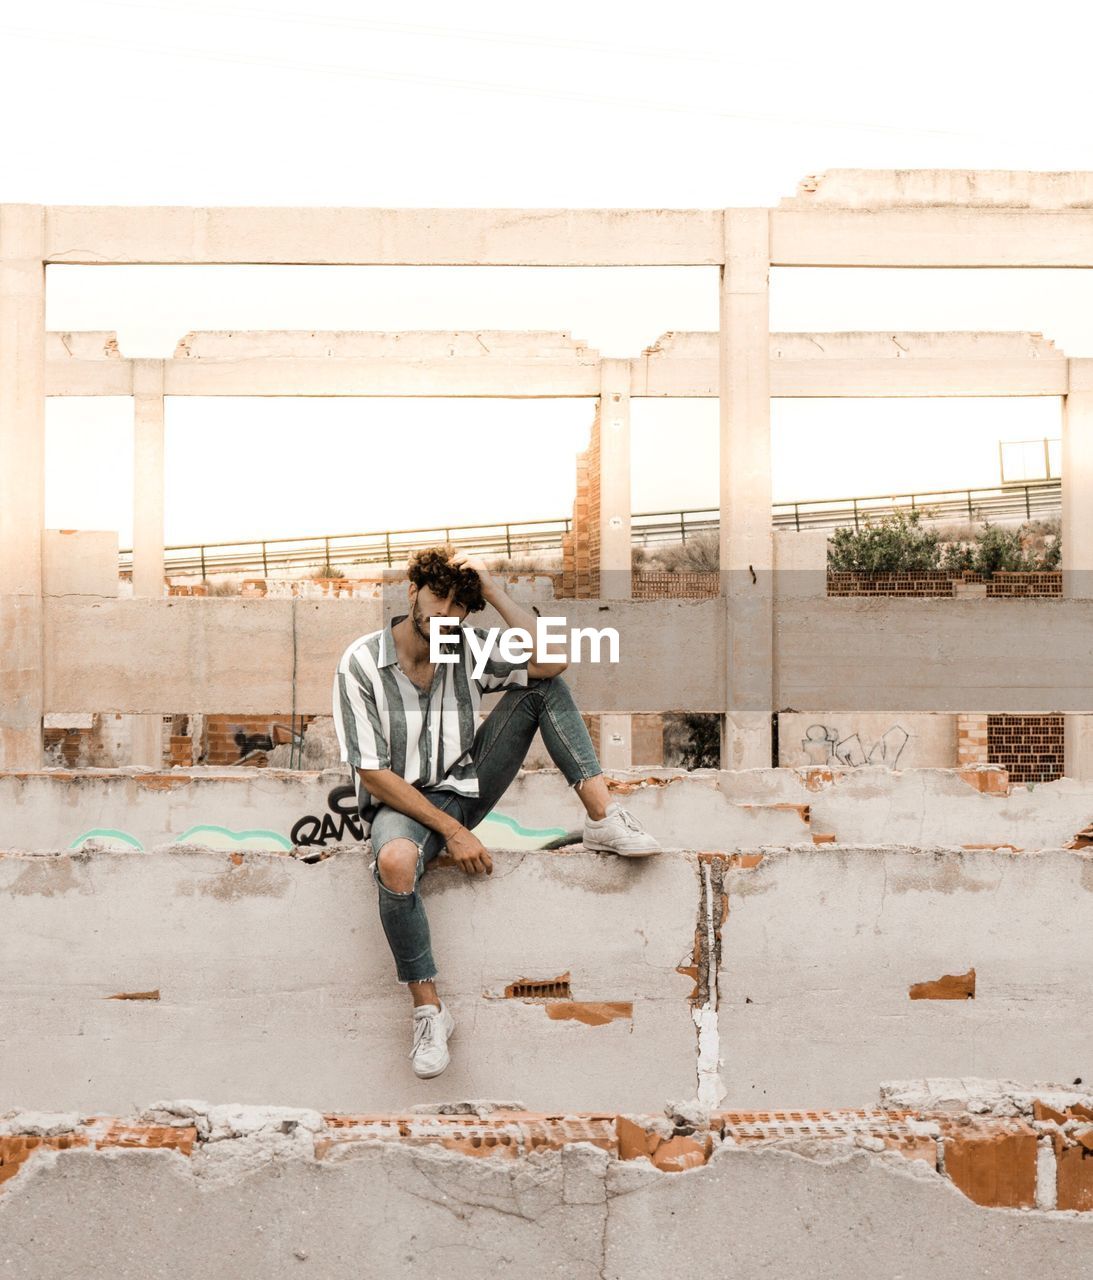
409, 583, 468, 644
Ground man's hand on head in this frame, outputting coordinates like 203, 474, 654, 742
449, 549, 495, 593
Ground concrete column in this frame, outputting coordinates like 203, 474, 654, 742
718, 209, 773, 769
130, 359, 167, 767
1062, 363, 1093, 779
598, 358, 631, 597
132, 359, 166, 597
598, 358, 633, 770
0, 206, 46, 768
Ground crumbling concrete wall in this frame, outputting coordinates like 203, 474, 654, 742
1, 839, 1089, 1116
719, 846, 1093, 1106
1, 1098, 1091, 1279
0, 843, 699, 1114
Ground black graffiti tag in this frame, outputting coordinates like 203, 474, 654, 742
291, 784, 364, 849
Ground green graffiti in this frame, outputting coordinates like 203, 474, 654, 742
68, 829, 144, 851
173, 825, 294, 851
470, 810, 569, 850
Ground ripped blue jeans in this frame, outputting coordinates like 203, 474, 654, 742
368, 674, 602, 984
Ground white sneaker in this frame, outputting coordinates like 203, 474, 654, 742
582, 802, 662, 857
409, 1002, 456, 1078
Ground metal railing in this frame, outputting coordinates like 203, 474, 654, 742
118, 479, 1061, 578
771, 478, 1060, 534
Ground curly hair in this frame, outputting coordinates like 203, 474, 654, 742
406, 544, 487, 614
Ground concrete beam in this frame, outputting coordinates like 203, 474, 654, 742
40, 597, 724, 715
637, 330, 1069, 398
33, 174, 1093, 269
771, 208, 1093, 267
32, 592, 1093, 715
783, 168, 1093, 208
43, 207, 726, 266
43, 329, 1069, 399
774, 597, 1093, 713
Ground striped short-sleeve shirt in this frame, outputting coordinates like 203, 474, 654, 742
331, 613, 530, 832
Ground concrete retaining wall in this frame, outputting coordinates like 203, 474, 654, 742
3, 838, 1090, 1116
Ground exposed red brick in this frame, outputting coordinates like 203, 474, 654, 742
908, 969, 976, 1000
616, 1117, 711, 1171
521, 1118, 616, 1154
724, 852, 764, 869
504, 972, 572, 1000
879, 1133, 939, 1165
105, 990, 160, 1001
604, 774, 683, 796
0, 1132, 90, 1190
941, 1122, 1037, 1208
1068, 824, 1093, 850
93, 1123, 196, 1155
543, 1001, 632, 1026
617, 1115, 660, 1162
739, 802, 811, 824
957, 767, 1011, 796
802, 767, 834, 791
1057, 1144, 1093, 1211
649, 1134, 712, 1172
1033, 1100, 1069, 1124
439, 1132, 519, 1160
135, 775, 192, 792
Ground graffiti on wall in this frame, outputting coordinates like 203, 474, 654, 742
291, 784, 364, 848
290, 784, 570, 851
67, 788, 570, 856
801, 723, 910, 768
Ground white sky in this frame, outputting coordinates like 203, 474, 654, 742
6, 0, 1092, 545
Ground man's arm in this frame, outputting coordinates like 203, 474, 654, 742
358, 768, 463, 837
359, 768, 493, 876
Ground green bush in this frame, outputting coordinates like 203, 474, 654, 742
827, 508, 942, 573
829, 510, 1061, 578
940, 517, 1061, 578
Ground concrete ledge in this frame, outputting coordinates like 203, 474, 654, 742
6, 764, 1093, 854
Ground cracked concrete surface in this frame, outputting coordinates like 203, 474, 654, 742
1, 1106, 1092, 1280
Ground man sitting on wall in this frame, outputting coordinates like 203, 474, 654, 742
332, 543, 661, 1079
